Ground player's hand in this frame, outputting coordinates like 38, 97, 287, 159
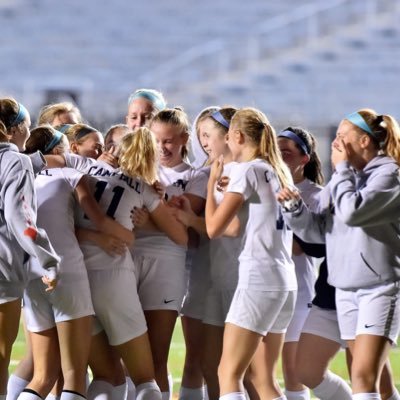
98, 147, 119, 168
216, 176, 230, 193
42, 275, 57, 292
131, 206, 150, 228
331, 138, 349, 168
153, 180, 166, 199
209, 154, 224, 184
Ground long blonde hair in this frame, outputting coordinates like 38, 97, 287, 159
118, 127, 158, 185
357, 108, 400, 165
231, 107, 292, 188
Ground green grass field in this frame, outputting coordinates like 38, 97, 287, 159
11, 318, 400, 397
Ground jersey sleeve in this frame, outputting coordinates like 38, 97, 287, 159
28, 151, 46, 175
64, 153, 95, 172
185, 169, 208, 199
226, 163, 253, 201
142, 183, 161, 212
3, 156, 60, 274
61, 168, 84, 190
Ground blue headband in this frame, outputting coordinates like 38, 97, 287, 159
345, 112, 374, 135
128, 89, 166, 111
278, 130, 309, 155
11, 103, 29, 126
210, 110, 230, 129
44, 130, 63, 153
57, 124, 73, 134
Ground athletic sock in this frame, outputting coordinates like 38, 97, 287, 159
178, 386, 204, 400
110, 383, 126, 400
272, 396, 287, 400
352, 394, 381, 400
219, 393, 247, 400
87, 380, 113, 400
125, 378, 135, 400
60, 390, 86, 400
167, 375, 173, 400
313, 371, 352, 400
284, 388, 310, 399
136, 382, 161, 400
7, 375, 30, 400
388, 389, 400, 400
17, 389, 42, 400
203, 385, 209, 400
45, 395, 60, 400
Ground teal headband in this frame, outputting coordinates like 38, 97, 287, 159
345, 112, 386, 148
345, 112, 373, 135
128, 89, 166, 111
44, 130, 64, 153
11, 103, 29, 126
57, 124, 73, 134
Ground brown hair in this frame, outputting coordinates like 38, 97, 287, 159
0, 121, 8, 142
0, 97, 20, 130
357, 109, 400, 164
25, 125, 67, 155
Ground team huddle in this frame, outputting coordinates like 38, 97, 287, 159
0, 89, 399, 400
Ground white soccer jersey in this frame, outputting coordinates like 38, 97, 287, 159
226, 159, 296, 291
292, 179, 322, 308
64, 153, 97, 173
209, 162, 241, 290
29, 168, 86, 279
134, 162, 208, 258
76, 162, 160, 270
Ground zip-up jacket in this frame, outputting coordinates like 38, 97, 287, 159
283, 156, 400, 290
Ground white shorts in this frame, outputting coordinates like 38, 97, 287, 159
226, 288, 297, 336
202, 287, 236, 327
301, 305, 346, 347
23, 275, 94, 332
88, 268, 147, 346
181, 262, 211, 320
336, 281, 400, 344
0, 282, 25, 304
285, 306, 311, 343
133, 253, 187, 312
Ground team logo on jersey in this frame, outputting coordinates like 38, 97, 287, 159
172, 179, 188, 191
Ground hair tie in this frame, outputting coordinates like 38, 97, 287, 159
278, 130, 310, 155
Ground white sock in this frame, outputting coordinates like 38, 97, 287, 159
45, 395, 60, 400
219, 393, 247, 400
203, 386, 209, 400
17, 390, 42, 400
167, 375, 173, 400
136, 382, 161, 400
60, 391, 86, 400
178, 386, 204, 400
7, 375, 30, 400
87, 381, 113, 400
272, 397, 287, 400
125, 378, 135, 400
110, 383, 126, 400
161, 393, 169, 400
352, 394, 381, 400
285, 388, 310, 399
313, 371, 352, 400
388, 389, 400, 400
